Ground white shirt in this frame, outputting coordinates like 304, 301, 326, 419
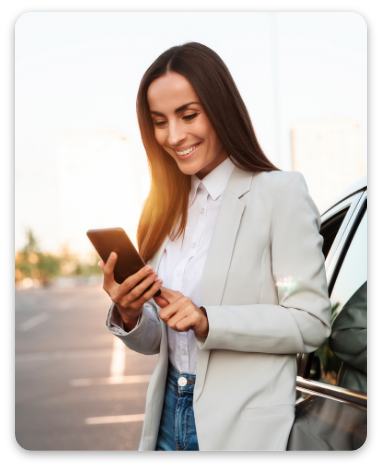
109, 157, 235, 375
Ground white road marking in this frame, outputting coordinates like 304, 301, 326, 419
15, 349, 113, 362
85, 414, 145, 425
68, 338, 147, 386
70, 375, 152, 387
110, 336, 126, 377
18, 313, 49, 331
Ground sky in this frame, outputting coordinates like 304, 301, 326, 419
15, 11, 367, 254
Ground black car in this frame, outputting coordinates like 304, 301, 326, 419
287, 175, 367, 451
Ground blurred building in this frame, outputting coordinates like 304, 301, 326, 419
58, 131, 149, 261
291, 118, 367, 213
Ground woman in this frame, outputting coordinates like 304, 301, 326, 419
99, 42, 331, 451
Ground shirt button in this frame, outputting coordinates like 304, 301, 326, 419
178, 377, 187, 387
191, 243, 196, 248
180, 349, 186, 355
177, 270, 181, 277
200, 208, 205, 214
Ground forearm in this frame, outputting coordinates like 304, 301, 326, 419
121, 313, 140, 332
197, 299, 331, 354
106, 301, 162, 355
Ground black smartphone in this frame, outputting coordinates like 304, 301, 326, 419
86, 227, 161, 297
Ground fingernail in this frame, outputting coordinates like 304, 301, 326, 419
145, 265, 153, 272
110, 252, 115, 259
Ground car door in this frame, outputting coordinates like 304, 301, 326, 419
287, 189, 367, 451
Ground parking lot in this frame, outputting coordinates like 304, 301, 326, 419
15, 283, 158, 451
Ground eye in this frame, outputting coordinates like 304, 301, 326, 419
153, 120, 166, 127
183, 113, 198, 122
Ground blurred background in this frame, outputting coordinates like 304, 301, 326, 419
15, 12, 366, 450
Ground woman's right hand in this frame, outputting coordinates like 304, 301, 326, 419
99, 252, 163, 328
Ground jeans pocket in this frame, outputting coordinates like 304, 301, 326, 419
175, 396, 193, 450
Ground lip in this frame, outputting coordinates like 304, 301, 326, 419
174, 143, 200, 160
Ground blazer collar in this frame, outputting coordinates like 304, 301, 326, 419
189, 157, 236, 205
149, 165, 255, 274
226, 164, 255, 199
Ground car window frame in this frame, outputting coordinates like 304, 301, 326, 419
321, 191, 364, 273
296, 190, 367, 408
326, 191, 367, 295
297, 190, 364, 378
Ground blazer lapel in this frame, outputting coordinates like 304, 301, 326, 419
194, 166, 254, 402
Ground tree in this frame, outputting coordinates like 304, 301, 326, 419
15, 228, 60, 285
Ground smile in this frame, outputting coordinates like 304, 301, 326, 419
175, 144, 199, 157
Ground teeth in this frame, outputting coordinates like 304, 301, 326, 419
176, 145, 198, 156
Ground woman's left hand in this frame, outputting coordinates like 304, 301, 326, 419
153, 287, 209, 338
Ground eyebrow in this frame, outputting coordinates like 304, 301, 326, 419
150, 101, 201, 116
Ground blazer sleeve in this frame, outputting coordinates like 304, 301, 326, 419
105, 297, 162, 355
196, 171, 332, 354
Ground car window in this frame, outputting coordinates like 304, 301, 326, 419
311, 209, 367, 393
297, 195, 359, 377
320, 208, 348, 259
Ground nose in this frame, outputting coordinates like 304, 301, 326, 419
167, 119, 186, 147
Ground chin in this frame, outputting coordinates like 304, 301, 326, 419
177, 162, 202, 176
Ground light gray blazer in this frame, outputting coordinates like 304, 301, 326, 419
106, 167, 331, 451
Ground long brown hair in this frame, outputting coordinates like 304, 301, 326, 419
136, 42, 280, 262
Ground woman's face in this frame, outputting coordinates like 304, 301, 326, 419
147, 71, 228, 179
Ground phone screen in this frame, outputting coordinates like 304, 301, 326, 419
86, 227, 161, 296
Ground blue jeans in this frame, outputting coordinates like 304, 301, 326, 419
155, 362, 199, 451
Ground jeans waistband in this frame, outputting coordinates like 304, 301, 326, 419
167, 361, 196, 393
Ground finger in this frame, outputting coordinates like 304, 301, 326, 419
158, 297, 188, 322
140, 278, 164, 303
167, 309, 190, 331
119, 264, 154, 294
103, 252, 118, 286
111, 268, 159, 308
98, 260, 105, 270
154, 295, 170, 308
157, 286, 183, 303
172, 314, 194, 332
130, 272, 162, 300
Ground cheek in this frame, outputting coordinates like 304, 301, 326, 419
154, 130, 177, 160
154, 128, 166, 146
198, 118, 219, 147
197, 117, 211, 138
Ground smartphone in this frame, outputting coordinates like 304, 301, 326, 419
86, 227, 161, 297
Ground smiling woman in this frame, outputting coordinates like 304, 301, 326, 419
136, 42, 278, 263
147, 73, 228, 179
100, 42, 331, 452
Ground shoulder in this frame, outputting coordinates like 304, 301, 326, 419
265, 171, 320, 227
252, 170, 308, 196
250, 169, 319, 220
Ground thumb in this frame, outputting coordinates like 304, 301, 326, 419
154, 296, 170, 308
158, 286, 182, 303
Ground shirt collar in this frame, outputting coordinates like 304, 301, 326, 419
189, 157, 236, 205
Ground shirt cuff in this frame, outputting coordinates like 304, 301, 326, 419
108, 303, 142, 336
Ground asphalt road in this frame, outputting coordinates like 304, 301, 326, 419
15, 283, 158, 451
